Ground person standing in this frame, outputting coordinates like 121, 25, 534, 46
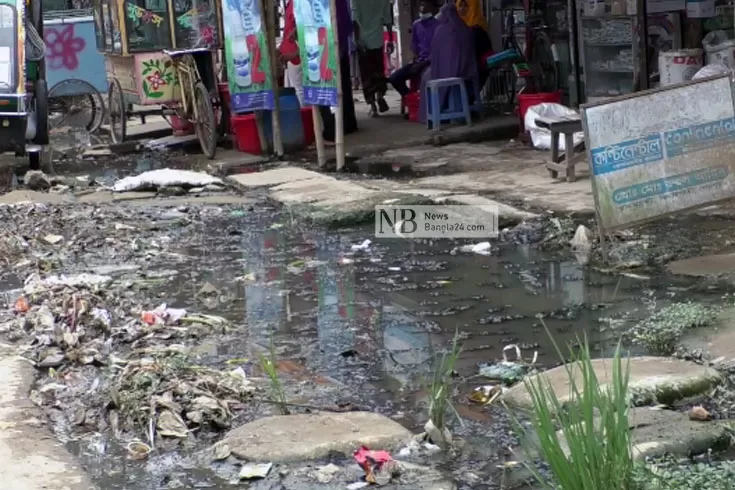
279, 0, 304, 105
352, 0, 392, 116
388, 0, 438, 97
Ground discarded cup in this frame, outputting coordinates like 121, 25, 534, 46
126, 441, 152, 460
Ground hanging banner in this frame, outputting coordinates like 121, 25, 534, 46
222, 0, 274, 112
583, 75, 735, 230
293, 0, 338, 106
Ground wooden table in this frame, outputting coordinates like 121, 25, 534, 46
534, 114, 585, 183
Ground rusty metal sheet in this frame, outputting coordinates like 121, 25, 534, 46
582, 74, 735, 230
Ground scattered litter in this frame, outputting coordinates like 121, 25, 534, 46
311, 463, 341, 483
351, 239, 372, 252
157, 409, 189, 438
424, 419, 452, 450
354, 446, 393, 484
14, 296, 29, 313
347, 482, 370, 490
239, 462, 273, 480
127, 441, 152, 460
43, 234, 64, 245
113, 169, 224, 192
141, 304, 188, 325
469, 384, 504, 405
478, 344, 537, 385
24, 273, 112, 293
212, 443, 231, 461
525, 103, 583, 151
340, 257, 355, 265
689, 406, 711, 421
454, 242, 492, 256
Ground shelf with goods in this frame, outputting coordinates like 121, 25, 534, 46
578, 9, 647, 102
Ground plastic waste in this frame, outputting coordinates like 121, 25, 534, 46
478, 344, 538, 385
354, 446, 394, 484
692, 63, 732, 80
525, 103, 584, 151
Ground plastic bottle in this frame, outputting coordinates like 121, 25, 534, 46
229, 5, 251, 88
305, 26, 321, 83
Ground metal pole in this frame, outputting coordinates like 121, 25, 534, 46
329, 0, 345, 171
264, 0, 284, 157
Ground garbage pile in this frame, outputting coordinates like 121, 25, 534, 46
7, 270, 259, 448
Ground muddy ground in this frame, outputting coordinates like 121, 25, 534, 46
3, 148, 735, 489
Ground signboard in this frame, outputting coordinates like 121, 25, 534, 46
293, 0, 338, 106
583, 75, 735, 230
222, 0, 274, 112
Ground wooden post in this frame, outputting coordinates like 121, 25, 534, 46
329, 0, 345, 171
254, 111, 269, 155
312, 106, 326, 166
264, 0, 284, 157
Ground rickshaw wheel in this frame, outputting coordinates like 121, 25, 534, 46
108, 78, 126, 144
193, 81, 217, 159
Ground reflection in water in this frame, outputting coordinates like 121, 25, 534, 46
245, 229, 285, 346
316, 237, 355, 358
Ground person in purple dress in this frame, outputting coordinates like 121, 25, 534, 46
419, 1, 478, 125
319, 0, 358, 142
388, 0, 439, 98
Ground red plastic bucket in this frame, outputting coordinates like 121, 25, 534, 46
231, 114, 262, 155
218, 83, 231, 136
300, 108, 315, 146
404, 92, 421, 123
518, 90, 563, 133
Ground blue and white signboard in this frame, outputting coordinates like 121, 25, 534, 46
582, 74, 735, 230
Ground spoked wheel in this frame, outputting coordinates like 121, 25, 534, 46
193, 81, 217, 159
49, 79, 106, 133
108, 78, 127, 144
530, 31, 558, 93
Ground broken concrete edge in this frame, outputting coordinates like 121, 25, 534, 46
628, 371, 724, 406
208, 155, 273, 176
631, 422, 732, 461
503, 369, 724, 412
288, 194, 437, 228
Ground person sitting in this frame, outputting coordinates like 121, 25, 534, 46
456, 0, 493, 89
419, 2, 479, 124
388, 0, 439, 98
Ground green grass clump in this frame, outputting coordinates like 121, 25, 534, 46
629, 302, 718, 355
514, 328, 634, 490
259, 342, 288, 415
427, 331, 462, 432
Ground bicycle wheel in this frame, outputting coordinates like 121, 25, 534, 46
193, 81, 217, 159
530, 31, 559, 93
49, 79, 106, 133
108, 78, 127, 143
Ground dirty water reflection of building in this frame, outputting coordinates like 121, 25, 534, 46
244, 228, 286, 348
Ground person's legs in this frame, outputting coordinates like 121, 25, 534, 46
340, 53, 358, 134
389, 63, 415, 97
358, 49, 377, 113
287, 62, 305, 106
370, 48, 389, 113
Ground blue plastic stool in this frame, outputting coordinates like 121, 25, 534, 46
426, 77, 471, 131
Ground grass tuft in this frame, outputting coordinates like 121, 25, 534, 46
512, 322, 635, 490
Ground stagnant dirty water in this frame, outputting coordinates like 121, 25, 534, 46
1, 193, 732, 489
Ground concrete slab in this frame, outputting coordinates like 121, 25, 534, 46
437, 194, 540, 224
668, 253, 735, 277
352, 142, 595, 215
558, 408, 731, 461
503, 357, 722, 409
0, 190, 74, 205
208, 153, 270, 176
216, 411, 411, 462
0, 346, 94, 489
145, 134, 198, 150
228, 167, 328, 188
